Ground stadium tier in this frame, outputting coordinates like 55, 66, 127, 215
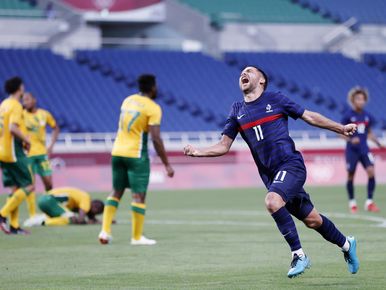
225, 52, 386, 129
0, 0, 43, 18
294, 0, 386, 24
0, 49, 222, 132
178, 0, 330, 24
1, 49, 386, 133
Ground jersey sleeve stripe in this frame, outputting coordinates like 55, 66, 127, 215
239, 113, 284, 131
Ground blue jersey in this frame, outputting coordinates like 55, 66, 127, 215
222, 91, 306, 185
341, 109, 374, 154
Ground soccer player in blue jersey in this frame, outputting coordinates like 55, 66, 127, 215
342, 87, 383, 214
184, 66, 360, 278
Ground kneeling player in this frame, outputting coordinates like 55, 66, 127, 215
24, 187, 104, 226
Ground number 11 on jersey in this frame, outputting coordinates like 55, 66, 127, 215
253, 125, 264, 141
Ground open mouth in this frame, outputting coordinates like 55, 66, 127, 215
241, 77, 249, 84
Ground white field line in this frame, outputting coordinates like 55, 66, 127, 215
116, 210, 386, 228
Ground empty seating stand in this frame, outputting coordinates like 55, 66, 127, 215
0, 0, 43, 18
179, 0, 330, 26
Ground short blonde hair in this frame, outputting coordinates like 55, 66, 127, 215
348, 86, 369, 105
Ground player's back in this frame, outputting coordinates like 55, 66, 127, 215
0, 98, 24, 162
49, 187, 91, 212
112, 94, 161, 158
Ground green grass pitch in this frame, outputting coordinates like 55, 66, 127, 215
1, 185, 386, 289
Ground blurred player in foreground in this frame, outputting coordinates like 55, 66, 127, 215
25, 187, 104, 226
99, 74, 174, 245
0, 77, 35, 235
22, 92, 60, 223
184, 67, 359, 278
342, 87, 383, 214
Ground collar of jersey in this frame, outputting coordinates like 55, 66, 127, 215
244, 92, 266, 106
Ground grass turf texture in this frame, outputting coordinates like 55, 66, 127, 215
1, 185, 386, 290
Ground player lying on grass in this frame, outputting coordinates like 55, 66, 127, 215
0, 77, 35, 235
24, 187, 104, 226
184, 66, 360, 278
22, 92, 60, 225
342, 87, 383, 214
98, 74, 174, 246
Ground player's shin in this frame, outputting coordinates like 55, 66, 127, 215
346, 180, 354, 201
26, 191, 36, 217
131, 202, 146, 240
0, 188, 29, 217
314, 214, 348, 250
45, 217, 69, 226
9, 198, 20, 229
271, 207, 303, 256
367, 177, 375, 200
102, 196, 120, 234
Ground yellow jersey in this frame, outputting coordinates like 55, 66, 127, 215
0, 98, 25, 163
49, 187, 91, 213
112, 94, 162, 158
23, 108, 56, 157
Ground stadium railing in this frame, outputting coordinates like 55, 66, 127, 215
50, 130, 386, 153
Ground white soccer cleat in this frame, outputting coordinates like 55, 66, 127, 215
131, 236, 157, 246
98, 231, 113, 245
23, 214, 46, 227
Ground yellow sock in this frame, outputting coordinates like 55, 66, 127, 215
45, 217, 69, 226
8, 197, 20, 229
26, 191, 36, 217
131, 202, 146, 241
102, 197, 119, 234
0, 188, 28, 217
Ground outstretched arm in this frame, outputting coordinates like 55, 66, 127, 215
184, 135, 234, 157
368, 128, 383, 148
301, 110, 357, 136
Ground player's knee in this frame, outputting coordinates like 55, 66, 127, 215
132, 193, 146, 203
265, 192, 284, 213
347, 172, 355, 181
44, 181, 53, 191
26, 184, 35, 193
366, 166, 375, 178
304, 215, 322, 229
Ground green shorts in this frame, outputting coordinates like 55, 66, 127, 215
112, 155, 150, 193
29, 154, 52, 177
38, 195, 66, 217
1, 156, 33, 188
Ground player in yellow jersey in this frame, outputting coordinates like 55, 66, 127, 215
24, 187, 104, 226
0, 77, 35, 235
99, 74, 174, 245
22, 92, 59, 222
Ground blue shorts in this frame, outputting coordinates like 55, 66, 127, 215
266, 164, 314, 220
345, 150, 374, 173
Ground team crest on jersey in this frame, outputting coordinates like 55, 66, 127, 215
350, 117, 356, 122
266, 104, 273, 113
